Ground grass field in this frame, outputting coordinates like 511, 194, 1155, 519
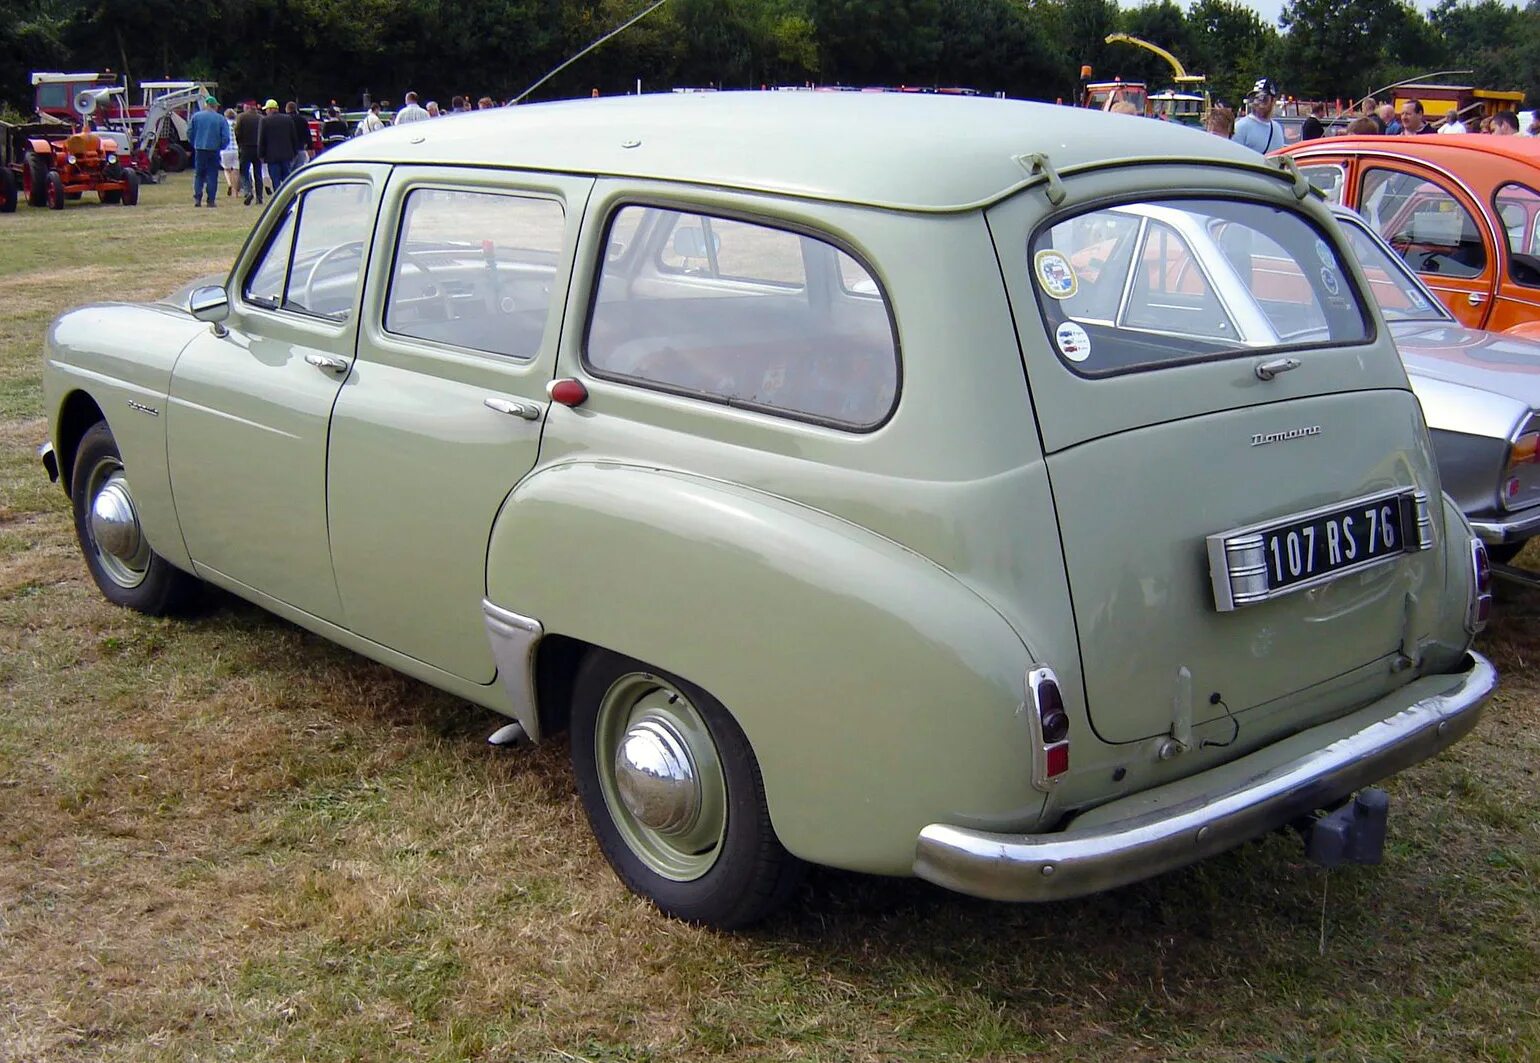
2, 172, 1539, 1062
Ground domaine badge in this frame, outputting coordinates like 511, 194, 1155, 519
1251, 425, 1321, 447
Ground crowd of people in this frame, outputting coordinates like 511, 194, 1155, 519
1210, 77, 1534, 153
179, 88, 506, 208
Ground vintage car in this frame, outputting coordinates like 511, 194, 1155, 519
1279, 135, 1540, 334
1333, 208, 1540, 561
39, 94, 1495, 927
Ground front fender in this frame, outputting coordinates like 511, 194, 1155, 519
486, 462, 1047, 875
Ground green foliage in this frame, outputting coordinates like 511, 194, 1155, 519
0, 0, 1533, 116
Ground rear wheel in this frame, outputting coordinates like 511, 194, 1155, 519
0, 166, 15, 213
569, 649, 805, 928
70, 421, 199, 614
45, 171, 65, 210
25, 152, 48, 207
162, 143, 188, 173
120, 169, 140, 206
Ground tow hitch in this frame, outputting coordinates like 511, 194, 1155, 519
1299, 789, 1389, 868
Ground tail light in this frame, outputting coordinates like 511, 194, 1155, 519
1027, 667, 1070, 790
1468, 538, 1492, 634
1502, 419, 1540, 510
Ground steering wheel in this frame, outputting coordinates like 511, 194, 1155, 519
301, 239, 365, 314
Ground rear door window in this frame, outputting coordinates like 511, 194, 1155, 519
1493, 182, 1540, 286
1360, 167, 1486, 279
586, 205, 898, 428
1029, 199, 1367, 376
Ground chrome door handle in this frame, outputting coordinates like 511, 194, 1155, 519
1254, 357, 1301, 381
304, 353, 349, 373
484, 397, 542, 420
1468, 292, 1487, 306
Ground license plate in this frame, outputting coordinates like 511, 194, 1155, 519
1208, 490, 1432, 611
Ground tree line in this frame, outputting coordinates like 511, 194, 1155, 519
4, 0, 1538, 118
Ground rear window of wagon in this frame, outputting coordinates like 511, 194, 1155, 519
1029, 198, 1370, 377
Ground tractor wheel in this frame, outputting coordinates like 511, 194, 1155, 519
0, 166, 16, 213
25, 152, 48, 207
120, 169, 140, 206
45, 171, 65, 210
162, 143, 188, 173
99, 187, 121, 205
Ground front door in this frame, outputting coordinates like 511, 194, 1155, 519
1354, 161, 1498, 329
167, 167, 387, 620
325, 167, 592, 681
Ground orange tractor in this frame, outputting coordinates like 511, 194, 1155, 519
21, 129, 141, 209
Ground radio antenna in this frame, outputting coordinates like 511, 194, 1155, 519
513, 0, 674, 105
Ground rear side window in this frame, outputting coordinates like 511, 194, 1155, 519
1360, 168, 1486, 279
585, 205, 899, 429
384, 188, 565, 359
1494, 182, 1540, 285
1029, 199, 1368, 376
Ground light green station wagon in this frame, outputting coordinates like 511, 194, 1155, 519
40, 93, 1498, 927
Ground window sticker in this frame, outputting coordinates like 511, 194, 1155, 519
1055, 321, 1092, 362
1034, 249, 1079, 300
1319, 267, 1340, 297
1314, 238, 1334, 267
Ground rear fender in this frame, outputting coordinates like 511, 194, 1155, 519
485, 462, 1046, 874
27, 140, 53, 155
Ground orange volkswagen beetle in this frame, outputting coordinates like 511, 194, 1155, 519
1278, 135, 1540, 335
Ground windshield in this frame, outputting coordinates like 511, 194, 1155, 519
1334, 214, 1452, 324
1030, 198, 1369, 376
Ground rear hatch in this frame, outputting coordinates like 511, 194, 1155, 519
989, 189, 1444, 744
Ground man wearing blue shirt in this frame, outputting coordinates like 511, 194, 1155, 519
1231, 78, 1286, 154
186, 96, 231, 208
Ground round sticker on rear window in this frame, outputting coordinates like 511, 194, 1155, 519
1315, 238, 1334, 266
1055, 321, 1092, 362
1034, 250, 1078, 300
1320, 266, 1340, 296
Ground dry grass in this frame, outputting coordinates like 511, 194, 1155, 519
1, 172, 1538, 1062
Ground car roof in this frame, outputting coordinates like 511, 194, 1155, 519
1283, 134, 1540, 167
318, 91, 1263, 212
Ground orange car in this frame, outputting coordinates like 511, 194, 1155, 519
1278, 135, 1540, 336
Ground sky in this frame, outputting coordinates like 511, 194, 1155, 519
1230, 0, 1438, 28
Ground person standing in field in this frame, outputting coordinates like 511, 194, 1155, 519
234, 100, 263, 205
1231, 78, 1285, 153
1205, 105, 1235, 138
1399, 99, 1436, 135
1300, 102, 1326, 141
286, 101, 311, 167
186, 96, 230, 208
394, 92, 429, 124
220, 107, 241, 198
354, 101, 386, 135
258, 98, 300, 189
1492, 111, 1520, 135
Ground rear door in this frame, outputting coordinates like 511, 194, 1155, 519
987, 173, 1446, 744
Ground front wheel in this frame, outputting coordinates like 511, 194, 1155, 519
45, 171, 65, 210
120, 168, 140, 206
70, 421, 198, 614
570, 649, 805, 928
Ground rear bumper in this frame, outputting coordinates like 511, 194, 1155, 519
913, 651, 1495, 903
1469, 507, 1540, 545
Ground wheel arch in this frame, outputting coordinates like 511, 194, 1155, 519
486, 461, 1047, 875
55, 389, 106, 495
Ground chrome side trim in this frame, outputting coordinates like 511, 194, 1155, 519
1468, 505, 1540, 544
38, 441, 58, 483
913, 652, 1495, 903
481, 599, 545, 744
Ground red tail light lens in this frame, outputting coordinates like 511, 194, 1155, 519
1028, 667, 1070, 788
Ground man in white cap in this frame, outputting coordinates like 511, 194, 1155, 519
1231, 77, 1286, 154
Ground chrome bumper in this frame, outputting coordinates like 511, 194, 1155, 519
913, 652, 1495, 903
1469, 507, 1540, 545
39, 441, 58, 483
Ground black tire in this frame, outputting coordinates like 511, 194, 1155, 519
121, 169, 140, 206
162, 142, 188, 173
99, 188, 122, 205
70, 421, 199, 615
45, 171, 65, 210
25, 152, 48, 207
0, 166, 15, 213
570, 648, 806, 928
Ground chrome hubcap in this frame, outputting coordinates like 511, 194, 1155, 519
595, 674, 728, 881
85, 464, 150, 589
615, 719, 699, 834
